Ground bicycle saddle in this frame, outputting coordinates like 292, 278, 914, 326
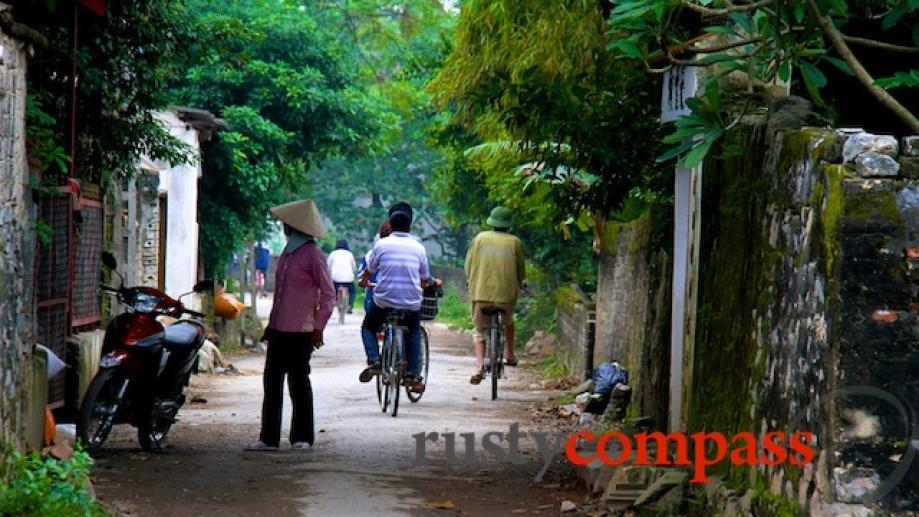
481, 306, 506, 316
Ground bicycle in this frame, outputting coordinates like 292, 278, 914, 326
336, 284, 349, 325
375, 309, 414, 417
481, 306, 506, 400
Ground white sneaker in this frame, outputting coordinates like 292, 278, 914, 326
245, 440, 278, 451
291, 441, 311, 450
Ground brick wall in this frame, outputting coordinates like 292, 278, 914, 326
0, 31, 33, 447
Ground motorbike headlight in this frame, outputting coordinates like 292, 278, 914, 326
132, 292, 160, 313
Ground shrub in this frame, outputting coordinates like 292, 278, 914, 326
0, 444, 106, 517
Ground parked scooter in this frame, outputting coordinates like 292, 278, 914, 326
77, 252, 215, 452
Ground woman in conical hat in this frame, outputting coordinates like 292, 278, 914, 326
246, 199, 335, 452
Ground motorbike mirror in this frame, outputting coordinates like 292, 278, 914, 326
193, 279, 214, 293
101, 251, 118, 270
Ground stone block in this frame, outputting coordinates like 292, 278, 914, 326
833, 467, 880, 504
898, 156, 919, 179
902, 136, 919, 156
843, 133, 898, 162
855, 152, 900, 177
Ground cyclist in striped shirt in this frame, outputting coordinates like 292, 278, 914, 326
358, 203, 438, 392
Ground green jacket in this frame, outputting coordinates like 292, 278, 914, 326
465, 230, 525, 304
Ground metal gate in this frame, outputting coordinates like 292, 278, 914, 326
35, 188, 72, 409
72, 197, 103, 327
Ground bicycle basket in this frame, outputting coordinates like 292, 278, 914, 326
420, 285, 443, 321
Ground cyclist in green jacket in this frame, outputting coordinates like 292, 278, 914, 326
464, 206, 526, 385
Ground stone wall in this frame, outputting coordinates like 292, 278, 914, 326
0, 30, 33, 447
555, 285, 595, 380
594, 210, 671, 428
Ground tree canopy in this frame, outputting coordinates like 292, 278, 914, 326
171, 0, 394, 271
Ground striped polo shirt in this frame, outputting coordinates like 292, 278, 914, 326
368, 232, 430, 310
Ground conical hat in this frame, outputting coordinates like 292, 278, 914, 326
270, 199, 327, 239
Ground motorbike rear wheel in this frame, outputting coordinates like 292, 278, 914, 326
77, 368, 127, 453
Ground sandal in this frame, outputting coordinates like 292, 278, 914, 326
359, 362, 381, 383
401, 375, 426, 393
470, 371, 484, 385
505, 357, 518, 367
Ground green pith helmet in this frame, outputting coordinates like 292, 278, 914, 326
486, 206, 513, 228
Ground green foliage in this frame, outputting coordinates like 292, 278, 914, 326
435, 284, 473, 330
430, 0, 668, 297
606, 0, 919, 163
172, 0, 393, 272
25, 93, 70, 178
432, 0, 668, 221
0, 445, 106, 517
298, 1, 460, 260
515, 286, 560, 346
14, 0, 191, 184
876, 69, 919, 90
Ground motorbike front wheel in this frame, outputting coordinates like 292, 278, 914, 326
77, 368, 128, 453
138, 420, 173, 452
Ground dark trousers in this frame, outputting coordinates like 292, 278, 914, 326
259, 330, 314, 446
361, 299, 422, 376
334, 281, 356, 308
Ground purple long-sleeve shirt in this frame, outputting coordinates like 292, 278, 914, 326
267, 241, 335, 333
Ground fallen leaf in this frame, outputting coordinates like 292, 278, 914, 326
471, 396, 479, 401
423, 500, 455, 510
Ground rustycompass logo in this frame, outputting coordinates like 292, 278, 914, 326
565, 430, 816, 483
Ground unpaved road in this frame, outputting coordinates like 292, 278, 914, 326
93, 307, 582, 516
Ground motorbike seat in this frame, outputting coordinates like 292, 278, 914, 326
163, 322, 202, 348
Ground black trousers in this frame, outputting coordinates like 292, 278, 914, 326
259, 330, 314, 446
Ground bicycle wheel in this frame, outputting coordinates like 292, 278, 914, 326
491, 315, 502, 401
374, 332, 385, 405
380, 328, 392, 413
406, 326, 429, 403
389, 329, 402, 417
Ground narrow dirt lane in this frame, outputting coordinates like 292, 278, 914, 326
93, 309, 581, 516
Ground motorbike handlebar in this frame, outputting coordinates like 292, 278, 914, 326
184, 308, 206, 318
100, 285, 120, 294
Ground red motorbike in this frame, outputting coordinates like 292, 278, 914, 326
77, 252, 213, 452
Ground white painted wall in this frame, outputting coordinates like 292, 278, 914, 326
154, 111, 201, 308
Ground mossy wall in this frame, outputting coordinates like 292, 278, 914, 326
691, 125, 842, 506
691, 123, 919, 512
594, 208, 672, 428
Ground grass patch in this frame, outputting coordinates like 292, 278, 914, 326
532, 355, 567, 379
435, 283, 473, 330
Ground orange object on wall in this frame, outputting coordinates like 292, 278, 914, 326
214, 293, 245, 320
44, 406, 56, 446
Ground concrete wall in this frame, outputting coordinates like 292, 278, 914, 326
0, 31, 33, 447
157, 111, 201, 305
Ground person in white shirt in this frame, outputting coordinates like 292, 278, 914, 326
327, 240, 357, 313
